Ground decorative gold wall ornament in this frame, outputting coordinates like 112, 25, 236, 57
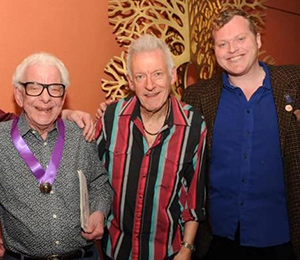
101, 0, 272, 100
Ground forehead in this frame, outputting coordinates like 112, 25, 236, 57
24, 64, 61, 82
131, 49, 167, 73
213, 15, 251, 40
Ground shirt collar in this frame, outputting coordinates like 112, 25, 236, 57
17, 112, 58, 138
119, 95, 190, 127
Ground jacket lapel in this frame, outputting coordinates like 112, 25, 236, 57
200, 74, 223, 154
269, 65, 297, 151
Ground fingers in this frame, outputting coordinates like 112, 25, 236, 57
81, 211, 105, 241
82, 118, 96, 142
81, 228, 104, 241
0, 238, 4, 258
294, 109, 300, 122
95, 103, 107, 120
95, 99, 113, 120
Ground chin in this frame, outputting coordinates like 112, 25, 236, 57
34, 117, 55, 126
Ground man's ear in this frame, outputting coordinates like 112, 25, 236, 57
256, 33, 262, 49
61, 90, 67, 107
126, 75, 135, 92
170, 67, 177, 85
14, 87, 24, 108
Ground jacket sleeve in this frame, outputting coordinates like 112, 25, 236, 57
0, 109, 16, 122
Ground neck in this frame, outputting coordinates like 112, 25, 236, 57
228, 63, 265, 100
27, 122, 53, 140
141, 100, 169, 122
228, 62, 264, 87
141, 99, 170, 136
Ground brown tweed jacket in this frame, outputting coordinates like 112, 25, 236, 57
182, 64, 300, 258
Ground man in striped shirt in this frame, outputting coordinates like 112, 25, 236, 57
95, 34, 207, 260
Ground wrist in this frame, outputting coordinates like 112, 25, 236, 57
180, 241, 195, 252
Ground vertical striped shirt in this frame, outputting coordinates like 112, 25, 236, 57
96, 95, 207, 260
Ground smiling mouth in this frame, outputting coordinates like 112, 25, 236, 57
36, 107, 52, 112
229, 55, 242, 62
145, 92, 159, 97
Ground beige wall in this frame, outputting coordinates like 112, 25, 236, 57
0, 0, 120, 117
0, 0, 299, 117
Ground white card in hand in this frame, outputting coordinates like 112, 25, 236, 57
78, 170, 90, 231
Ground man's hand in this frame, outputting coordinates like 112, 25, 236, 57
294, 109, 300, 122
95, 99, 114, 120
173, 246, 193, 260
0, 238, 4, 257
61, 109, 95, 142
81, 211, 105, 241
173, 221, 198, 260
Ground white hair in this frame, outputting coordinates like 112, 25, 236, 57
12, 52, 70, 89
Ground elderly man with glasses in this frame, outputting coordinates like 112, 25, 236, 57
0, 52, 113, 260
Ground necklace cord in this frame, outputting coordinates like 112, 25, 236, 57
142, 125, 159, 136
141, 99, 170, 136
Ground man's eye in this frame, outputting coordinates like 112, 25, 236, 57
28, 84, 40, 91
217, 42, 227, 48
135, 75, 145, 81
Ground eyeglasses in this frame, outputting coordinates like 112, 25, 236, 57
19, 81, 65, 98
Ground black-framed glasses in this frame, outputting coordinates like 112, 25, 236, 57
19, 81, 65, 98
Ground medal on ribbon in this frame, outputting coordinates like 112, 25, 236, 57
40, 182, 52, 194
11, 117, 65, 194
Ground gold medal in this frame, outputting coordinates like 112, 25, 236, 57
40, 182, 52, 194
285, 104, 293, 112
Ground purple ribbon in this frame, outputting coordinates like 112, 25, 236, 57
11, 117, 65, 185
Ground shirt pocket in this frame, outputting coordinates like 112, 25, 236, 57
162, 148, 194, 185
106, 145, 130, 180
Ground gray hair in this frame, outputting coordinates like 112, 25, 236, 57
12, 52, 70, 89
126, 34, 175, 78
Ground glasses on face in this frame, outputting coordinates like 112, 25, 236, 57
18, 81, 65, 98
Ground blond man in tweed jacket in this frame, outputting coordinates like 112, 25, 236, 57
183, 8, 300, 260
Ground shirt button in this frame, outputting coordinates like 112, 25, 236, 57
201, 207, 206, 216
53, 214, 57, 219
43, 142, 48, 146
50, 190, 54, 194
55, 241, 60, 245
